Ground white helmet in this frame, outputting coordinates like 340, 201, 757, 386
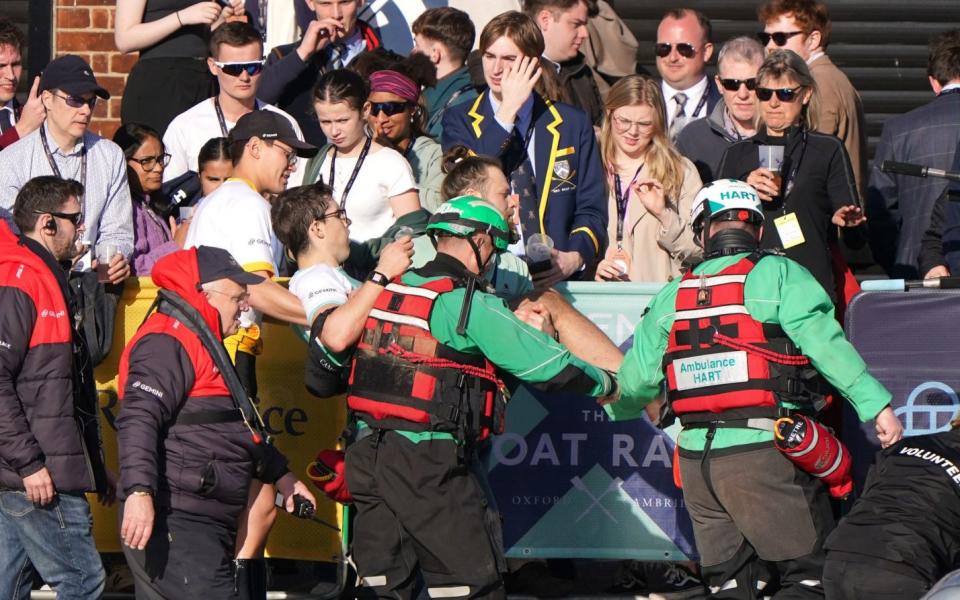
690, 179, 764, 237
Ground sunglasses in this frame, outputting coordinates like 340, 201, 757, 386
719, 78, 757, 92
756, 86, 804, 102
54, 92, 96, 109
129, 153, 171, 170
370, 101, 411, 117
654, 42, 697, 59
35, 209, 82, 226
756, 31, 804, 46
214, 59, 266, 77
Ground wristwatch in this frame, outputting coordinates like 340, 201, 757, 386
367, 271, 389, 287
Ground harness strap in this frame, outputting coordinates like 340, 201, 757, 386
679, 406, 782, 427
173, 408, 244, 426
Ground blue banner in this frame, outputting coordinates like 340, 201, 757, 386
845, 289, 960, 489
486, 282, 699, 561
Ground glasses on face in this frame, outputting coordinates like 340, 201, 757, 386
129, 153, 171, 171
611, 114, 654, 134
35, 209, 82, 227
317, 208, 350, 224
54, 92, 96, 109
719, 78, 758, 92
267, 142, 297, 166
756, 86, 804, 102
757, 31, 804, 46
214, 59, 266, 77
654, 42, 697, 59
205, 287, 251, 306
370, 101, 411, 117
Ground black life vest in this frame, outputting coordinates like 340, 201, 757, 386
346, 277, 506, 441
663, 253, 831, 428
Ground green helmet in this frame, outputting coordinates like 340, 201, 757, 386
427, 195, 511, 252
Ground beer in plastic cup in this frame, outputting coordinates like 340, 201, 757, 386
759, 145, 784, 196
96, 244, 117, 282
525, 233, 554, 274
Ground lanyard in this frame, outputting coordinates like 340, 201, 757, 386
403, 136, 416, 159
613, 165, 643, 244
327, 135, 372, 211
780, 128, 808, 205
40, 124, 87, 218
690, 89, 709, 119
214, 97, 230, 137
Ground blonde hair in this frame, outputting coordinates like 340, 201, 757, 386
599, 75, 685, 201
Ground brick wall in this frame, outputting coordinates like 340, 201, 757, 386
54, 0, 134, 139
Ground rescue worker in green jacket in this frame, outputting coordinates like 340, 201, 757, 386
604, 179, 903, 600
337, 196, 616, 600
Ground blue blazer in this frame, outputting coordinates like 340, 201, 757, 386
867, 90, 960, 278
441, 91, 607, 264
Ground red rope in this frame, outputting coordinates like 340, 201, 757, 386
384, 343, 506, 389
712, 332, 811, 366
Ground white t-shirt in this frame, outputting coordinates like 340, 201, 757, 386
289, 263, 359, 323
163, 97, 306, 188
184, 178, 279, 328
317, 146, 417, 242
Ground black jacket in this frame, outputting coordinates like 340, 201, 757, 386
0, 222, 105, 493
718, 126, 861, 300
554, 53, 604, 126
825, 430, 960, 584
117, 249, 288, 525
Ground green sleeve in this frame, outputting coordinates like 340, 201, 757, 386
607, 284, 679, 421
431, 289, 613, 396
764, 258, 891, 422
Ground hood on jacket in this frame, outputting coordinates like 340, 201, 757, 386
151, 248, 224, 341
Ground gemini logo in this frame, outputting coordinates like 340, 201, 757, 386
895, 381, 959, 436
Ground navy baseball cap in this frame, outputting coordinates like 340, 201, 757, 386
196, 246, 264, 286
229, 110, 317, 157
39, 55, 110, 99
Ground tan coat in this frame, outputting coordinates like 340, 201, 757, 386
606, 157, 703, 282
809, 54, 868, 198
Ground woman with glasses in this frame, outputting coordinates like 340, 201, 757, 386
113, 123, 181, 276
302, 69, 421, 247
718, 49, 864, 304
595, 75, 702, 283
115, 0, 244, 135
355, 54, 446, 213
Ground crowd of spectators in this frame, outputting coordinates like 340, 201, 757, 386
0, 0, 959, 597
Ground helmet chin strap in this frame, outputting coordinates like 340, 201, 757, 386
704, 228, 760, 259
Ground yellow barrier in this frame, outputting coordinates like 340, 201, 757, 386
91, 278, 346, 562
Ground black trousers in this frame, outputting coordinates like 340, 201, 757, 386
823, 556, 929, 600
679, 444, 834, 599
121, 505, 238, 600
345, 431, 505, 600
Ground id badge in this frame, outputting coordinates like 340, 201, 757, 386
774, 212, 805, 249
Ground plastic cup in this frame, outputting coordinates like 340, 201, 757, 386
96, 244, 117, 282
394, 226, 414, 241
525, 233, 554, 274
179, 205, 195, 221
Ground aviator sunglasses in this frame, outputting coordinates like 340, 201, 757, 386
370, 101, 411, 117
654, 42, 697, 59
214, 59, 266, 77
757, 31, 804, 46
755, 86, 804, 102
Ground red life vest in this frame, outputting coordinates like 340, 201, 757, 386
346, 278, 506, 442
664, 253, 830, 427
